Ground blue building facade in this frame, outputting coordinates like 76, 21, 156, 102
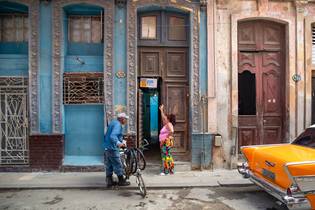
0, 0, 210, 170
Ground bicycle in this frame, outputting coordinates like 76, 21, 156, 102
119, 139, 149, 198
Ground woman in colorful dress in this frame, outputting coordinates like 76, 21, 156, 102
159, 104, 176, 175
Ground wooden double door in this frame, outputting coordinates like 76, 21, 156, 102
139, 47, 189, 156
238, 20, 285, 147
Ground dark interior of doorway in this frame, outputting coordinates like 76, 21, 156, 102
312, 76, 315, 124
141, 89, 161, 165
238, 70, 256, 115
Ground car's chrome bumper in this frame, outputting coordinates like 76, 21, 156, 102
237, 162, 312, 210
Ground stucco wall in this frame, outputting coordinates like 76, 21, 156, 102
209, 0, 311, 168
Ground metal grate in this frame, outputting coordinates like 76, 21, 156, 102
63, 72, 104, 104
0, 77, 28, 165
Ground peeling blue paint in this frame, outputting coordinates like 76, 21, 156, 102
200, 10, 207, 96
65, 105, 104, 156
0, 54, 28, 76
0, 43, 28, 54
65, 56, 103, 72
39, 2, 52, 133
113, 5, 127, 109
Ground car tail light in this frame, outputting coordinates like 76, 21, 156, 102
287, 185, 300, 196
287, 188, 292, 197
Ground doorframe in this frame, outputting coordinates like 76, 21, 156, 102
304, 17, 315, 128
52, 0, 115, 134
231, 14, 294, 157
126, 1, 202, 152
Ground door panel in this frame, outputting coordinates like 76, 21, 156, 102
164, 48, 188, 80
261, 52, 281, 115
238, 116, 259, 147
164, 83, 188, 153
139, 48, 162, 77
262, 22, 283, 51
261, 52, 282, 144
238, 21, 283, 51
262, 126, 281, 144
238, 21, 257, 51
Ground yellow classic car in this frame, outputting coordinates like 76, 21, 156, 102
238, 125, 315, 210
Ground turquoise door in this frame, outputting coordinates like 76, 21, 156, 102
65, 105, 104, 164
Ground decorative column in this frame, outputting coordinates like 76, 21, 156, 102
207, 0, 217, 133
295, 0, 308, 134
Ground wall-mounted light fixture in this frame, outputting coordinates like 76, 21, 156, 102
292, 74, 301, 82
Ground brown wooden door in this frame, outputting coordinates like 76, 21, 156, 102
260, 52, 283, 144
238, 20, 285, 147
162, 48, 189, 154
139, 47, 189, 156
238, 52, 284, 147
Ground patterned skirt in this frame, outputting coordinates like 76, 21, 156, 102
161, 137, 174, 174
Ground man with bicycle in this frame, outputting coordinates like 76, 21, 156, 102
104, 113, 130, 187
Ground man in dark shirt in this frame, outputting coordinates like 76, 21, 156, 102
104, 113, 130, 187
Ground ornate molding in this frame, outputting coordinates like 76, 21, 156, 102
192, 6, 200, 133
200, 0, 207, 11
115, 0, 126, 8
52, 0, 114, 133
127, 0, 201, 132
295, 0, 308, 13
9, 0, 40, 134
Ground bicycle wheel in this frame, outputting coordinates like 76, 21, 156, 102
129, 149, 138, 174
134, 148, 146, 170
136, 173, 147, 198
124, 149, 134, 177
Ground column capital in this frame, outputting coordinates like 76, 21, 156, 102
295, 0, 308, 13
200, 0, 207, 11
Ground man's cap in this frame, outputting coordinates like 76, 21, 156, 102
117, 112, 129, 119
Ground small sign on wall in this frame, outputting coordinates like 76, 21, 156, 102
139, 78, 158, 89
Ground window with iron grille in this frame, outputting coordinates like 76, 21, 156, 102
68, 15, 103, 43
63, 73, 104, 104
0, 14, 28, 42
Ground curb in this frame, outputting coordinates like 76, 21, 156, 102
0, 182, 254, 190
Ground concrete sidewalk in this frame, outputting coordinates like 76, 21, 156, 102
0, 169, 252, 190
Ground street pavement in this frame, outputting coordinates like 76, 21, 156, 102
0, 187, 283, 210
0, 169, 289, 210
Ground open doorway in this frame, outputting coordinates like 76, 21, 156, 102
138, 78, 161, 164
137, 10, 190, 163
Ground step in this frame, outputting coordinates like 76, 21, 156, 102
144, 161, 191, 175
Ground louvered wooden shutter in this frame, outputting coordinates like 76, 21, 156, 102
312, 25, 315, 65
